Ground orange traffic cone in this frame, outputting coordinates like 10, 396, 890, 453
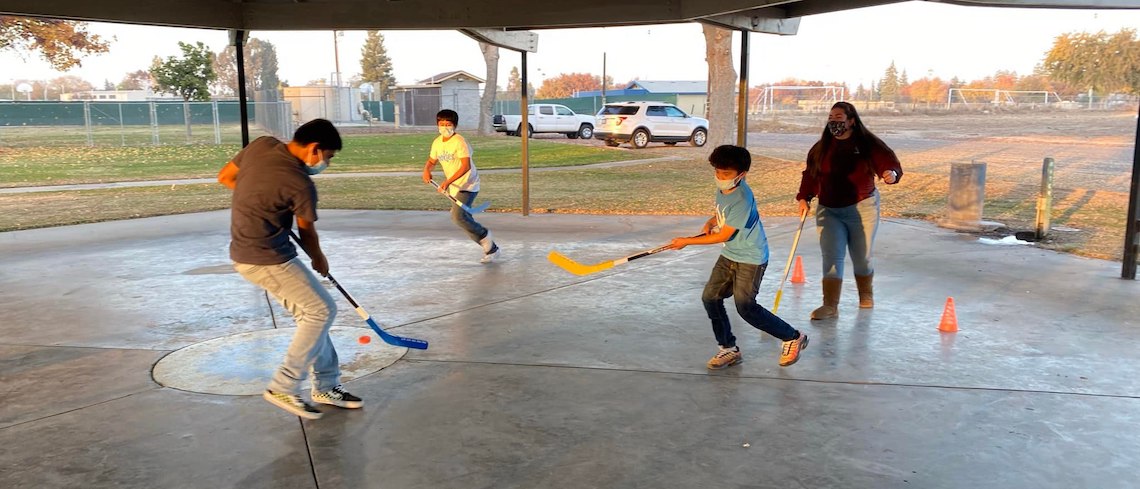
938, 297, 959, 333
790, 256, 806, 284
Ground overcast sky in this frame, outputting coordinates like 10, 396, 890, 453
3, 2, 1139, 92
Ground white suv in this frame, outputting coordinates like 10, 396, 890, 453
594, 102, 709, 149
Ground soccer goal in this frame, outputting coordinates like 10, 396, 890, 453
946, 88, 1063, 109
752, 86, 845, 114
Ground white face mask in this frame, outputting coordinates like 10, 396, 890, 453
715, 175, 741, 191
439, 125, 455, 138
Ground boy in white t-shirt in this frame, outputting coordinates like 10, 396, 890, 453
422, 109, 500, 263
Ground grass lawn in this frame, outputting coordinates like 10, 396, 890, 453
0, 132, 640, 187
0, 155, 1126, 260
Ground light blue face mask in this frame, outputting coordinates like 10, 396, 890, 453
439, 125, 455, 138
715, 174, 741, 191
306, 159, 329, 175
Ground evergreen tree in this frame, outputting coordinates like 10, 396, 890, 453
360, 31, 396, 100
503, 66, 522, 100
879, 61, 900, 102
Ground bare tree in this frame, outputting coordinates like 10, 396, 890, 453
477, 42, 500, 135
703, 24, 737, 147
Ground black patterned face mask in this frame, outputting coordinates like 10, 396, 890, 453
827, 121, 847, 137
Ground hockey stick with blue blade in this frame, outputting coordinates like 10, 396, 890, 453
325, 275, 429, 350
288, 231, 428, 349
430, 180, 490, 213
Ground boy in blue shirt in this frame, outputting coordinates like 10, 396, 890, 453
668, 145, 808, 369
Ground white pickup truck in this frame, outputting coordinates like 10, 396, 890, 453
492, 104, 595, 139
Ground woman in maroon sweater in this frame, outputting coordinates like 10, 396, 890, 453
796, 102, 902, 320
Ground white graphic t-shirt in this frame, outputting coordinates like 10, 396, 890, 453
429, 133, 480, 196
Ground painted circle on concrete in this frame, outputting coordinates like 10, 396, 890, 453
153, 326, 406, 395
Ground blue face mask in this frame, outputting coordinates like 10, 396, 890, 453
307, 159, 329, 175
439, 125, 455, 138
305, 149, 329, 175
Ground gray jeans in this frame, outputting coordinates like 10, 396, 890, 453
816, 190, 880, 279
452, 190, 489, 243
234, 257, 340, 395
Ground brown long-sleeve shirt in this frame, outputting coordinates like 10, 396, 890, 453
796, 136, 903, 208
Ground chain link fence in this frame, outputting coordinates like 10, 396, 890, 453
0, 100, 294, 147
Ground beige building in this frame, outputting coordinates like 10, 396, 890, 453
393, 71, 485, 127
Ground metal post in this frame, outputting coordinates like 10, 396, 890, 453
183, 101, 192, 144
736, 30, 749, 147
83, 101, 93, 147
601, 52, 607, 107
118, 103, 125, 146
1035, 157, 1054, 240
150, 101, 159, 145
520, 51, 530, 216
1122, 101, 1140, 279
333, 31, 342, 88
212, 100, 221, 144
235, 30, 251, 146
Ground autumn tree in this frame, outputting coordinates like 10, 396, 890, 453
1044, 28, 1140, 94
360, 31, 396, 100
0, 16, 109, 70
118, 70, 151, 91
906, 77, 949, 106
991, 70, 1018, 90
536, 72, 605, 99
212, 38, 281, 98
56, 75, 94, 93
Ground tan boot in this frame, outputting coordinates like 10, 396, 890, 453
855, 273, 874, 308
811, 277, 843, 320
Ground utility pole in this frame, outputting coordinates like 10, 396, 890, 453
333, 30, 342, 87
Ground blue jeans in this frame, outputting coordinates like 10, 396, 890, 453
234, 257, 340, 395
451, 190, 489, 243
816, 190, 880, 279
702, 256, 798, 348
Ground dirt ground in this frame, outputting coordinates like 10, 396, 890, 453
525, 107, 1139, 260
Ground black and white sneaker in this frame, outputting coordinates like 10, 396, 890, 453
480, 244, 501, 264
263, 390, 323, 419
311, 385, 363, 409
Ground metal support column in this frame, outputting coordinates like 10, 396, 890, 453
235, 30, 251, 147
1122, 101, 1140, 279
520, 51, 530, 216
736, 30, 749, 147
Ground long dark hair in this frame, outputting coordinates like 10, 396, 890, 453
805, 101, 886, 177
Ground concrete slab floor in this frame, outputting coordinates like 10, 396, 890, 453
1, 210, 1138, 488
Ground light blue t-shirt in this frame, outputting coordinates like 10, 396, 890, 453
715, 180, 769, 265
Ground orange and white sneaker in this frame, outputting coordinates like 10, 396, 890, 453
707, 346, 742, 370
779, 333, 808, 367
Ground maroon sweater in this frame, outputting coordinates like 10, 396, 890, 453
796, 136, 903, 208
